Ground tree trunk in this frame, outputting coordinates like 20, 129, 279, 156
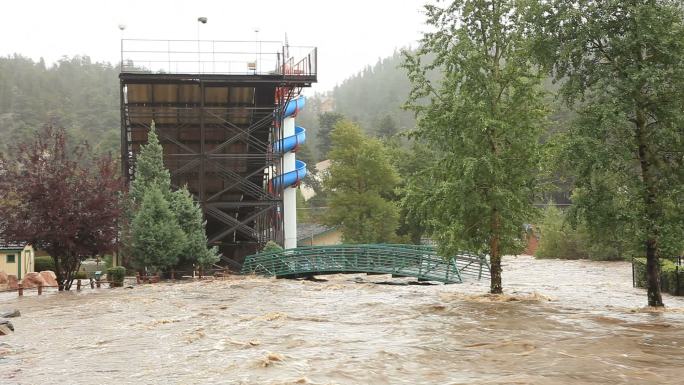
636, 111, 663, 307
490, 208, 503, 294
54, 256, 65, 291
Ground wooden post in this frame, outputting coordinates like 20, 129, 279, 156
18, 283, 23, 297
38, 284, 43, 295
171, 269, 175, 280
77, 279, 81, 291
136, 273, 141, 284
96, 280, 101, 289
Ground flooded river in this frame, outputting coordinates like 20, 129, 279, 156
1, 255, 684, 384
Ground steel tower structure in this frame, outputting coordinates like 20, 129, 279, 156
119, 39, 316, 263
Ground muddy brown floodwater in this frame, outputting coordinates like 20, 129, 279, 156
1, 256, 684, 385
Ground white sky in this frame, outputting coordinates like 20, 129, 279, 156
0, 0, 428, 93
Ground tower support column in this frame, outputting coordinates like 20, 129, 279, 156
283, 115, 297, 249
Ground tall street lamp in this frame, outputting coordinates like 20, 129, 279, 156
118, 24, 126, 70
197, 17, 207, 73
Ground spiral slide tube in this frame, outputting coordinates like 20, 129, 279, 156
270, 96, 307, 190
272, 95, 307, 249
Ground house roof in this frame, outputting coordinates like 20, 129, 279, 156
297, 223, 337, 241
0, 236, 27, 251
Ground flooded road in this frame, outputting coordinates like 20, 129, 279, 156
1, 255, 684, 384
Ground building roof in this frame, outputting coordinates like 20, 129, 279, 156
0, 239, 27, 251
300, 159, 332, 201
297, 223, 337, 241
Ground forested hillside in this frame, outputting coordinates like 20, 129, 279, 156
0, 55, 120, 154
332, 51, 417, 133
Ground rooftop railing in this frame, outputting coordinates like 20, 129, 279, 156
120, 39, 317, 77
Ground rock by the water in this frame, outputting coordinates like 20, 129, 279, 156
39, 271, 58, 287
0, 320, 14, 335
0, 310, 20, 318
21, 272, 47, 288
7, 275, 18, 290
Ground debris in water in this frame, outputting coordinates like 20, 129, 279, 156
272, 378, 310, 385
223, 338, 261, 348
260, 312, 288, 321
257, 352, 285, 367
184, 329, 206, 343
0, 310, 20, 318
440, 292, 554, 303
148, 318, 181, 327
0, 320, 14, 335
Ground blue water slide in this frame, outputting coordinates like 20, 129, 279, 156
269, 95, 308, 190
273, 126, 306, 153
271, 160, 307, 190
283, 96, 306, 118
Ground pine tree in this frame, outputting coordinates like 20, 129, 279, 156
317, 112, 344, 159
375, 114, 398, 139
129, 121, 170, 204
169, 186, 220, 268
131, 187, 186, 273
123, 122, 173, 268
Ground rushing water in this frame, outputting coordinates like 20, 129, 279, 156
1, 256, 684, 385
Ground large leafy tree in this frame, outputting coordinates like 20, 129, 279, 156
403, 0, 548, 293
323, 120, 400, 243
530, 0, 684, 306
0, 126, 121, 290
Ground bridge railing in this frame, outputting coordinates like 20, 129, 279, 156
241, 244, 490, 284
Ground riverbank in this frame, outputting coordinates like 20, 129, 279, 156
2, 256, 683, 384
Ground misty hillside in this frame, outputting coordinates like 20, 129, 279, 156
296, 51, 419, 158
0, 55, 120, 154
332, 50, 417, 133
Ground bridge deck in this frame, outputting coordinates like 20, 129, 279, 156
240, 244, 490, 284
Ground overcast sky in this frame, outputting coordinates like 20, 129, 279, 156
0, 0, 429, 93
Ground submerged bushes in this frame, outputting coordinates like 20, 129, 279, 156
633, 258, 684, 296
107, 266, 126, 287
535, 205, 625, 261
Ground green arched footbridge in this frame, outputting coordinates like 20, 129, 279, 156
240, 244, 490, 284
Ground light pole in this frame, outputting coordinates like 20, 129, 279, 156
197, 17, 207, 73
254, 28, 260, 73
118, 24, 126, 71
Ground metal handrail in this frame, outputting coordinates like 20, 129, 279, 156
120, 39, 317, 77
240, 244, 490, 284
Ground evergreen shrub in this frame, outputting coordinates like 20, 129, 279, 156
34, 256, 56, 272
107, 266, 126, 287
